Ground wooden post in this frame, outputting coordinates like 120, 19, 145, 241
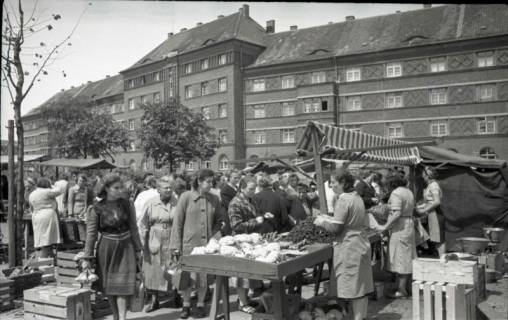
409, 166, 416, 194
7, 120, 16, 268
311, 126, 327, 215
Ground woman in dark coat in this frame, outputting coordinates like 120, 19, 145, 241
82, 174, 142, 320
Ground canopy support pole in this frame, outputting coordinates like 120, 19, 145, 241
312, 127, 328, 215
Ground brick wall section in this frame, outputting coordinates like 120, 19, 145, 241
498, 116, 508, 134
362, 64, 384, 80
449, 118, 476, 135
498, 81, 508, 100
404, 121, 429, 137
448, 53, 476, 70
403, 89, 429, 107
361, 93, 385, 110
403, 58, 429, 75
361, 123, 386, 137
448, 85, 476, 104
497, 49, 508, 65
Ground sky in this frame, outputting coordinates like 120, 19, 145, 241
1, 0, 425, 141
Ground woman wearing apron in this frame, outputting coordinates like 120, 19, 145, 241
417, 166, 445, 256
314, 170, 373, 320
375, 173, 416, 298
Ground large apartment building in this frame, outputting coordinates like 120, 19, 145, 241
22, 4, 508, 170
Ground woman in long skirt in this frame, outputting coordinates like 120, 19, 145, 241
82, 174, 142, 320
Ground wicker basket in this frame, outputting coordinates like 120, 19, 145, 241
1, 268, 43, 298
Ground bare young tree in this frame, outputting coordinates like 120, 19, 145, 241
1, 0, 89, 264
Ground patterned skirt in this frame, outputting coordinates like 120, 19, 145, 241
94, 231, 137, 296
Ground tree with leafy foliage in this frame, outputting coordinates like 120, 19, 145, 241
2, 0, 89, 264
139, 99, 218, 172
39, 99, 129, 161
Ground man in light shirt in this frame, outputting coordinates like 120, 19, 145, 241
134, 175, 159, 229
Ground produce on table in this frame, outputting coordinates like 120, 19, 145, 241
281, 217, 339, 244
190, 233, 305, 263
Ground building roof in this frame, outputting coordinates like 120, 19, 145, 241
127, 9, 266, 70
250, 4, 508, 68
24, 74, 123, 117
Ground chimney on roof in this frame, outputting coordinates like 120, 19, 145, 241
61, 89, 64, 92
396, 10, 401, 13
168, 32, 173, 38
346, 15, 355, 21
180, 28, 187, 33
106, 75, 110, 78
328, 22, 333, 25
218, 14, 224, 19
423, 4, 431, 8
87, 81, 91, 84
290, 25, 297, 31
266, 20, 275, 33
71, 86, 74, 88
240, 4, 249, 17
197, 22, 202, 26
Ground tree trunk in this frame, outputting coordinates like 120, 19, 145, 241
14, 101, 25, 266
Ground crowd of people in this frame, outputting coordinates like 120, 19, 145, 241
21, 164, 444, 320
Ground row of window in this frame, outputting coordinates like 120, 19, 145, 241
345, 117, 498, 139
185, 78, 227, 99
249, 98, 330, 119
251, 129, 296, 145
202, 103, 228, 120
246, 51, 499, 93
249, 71, 327, 92
126, 71, 162, 89
183, 53, 228, 75
344, 84, 498, 111
186, 156, 230, 171
126, 92, 161, 110
345, 52, 495, 81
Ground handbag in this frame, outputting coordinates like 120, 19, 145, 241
129, 261, 145, 312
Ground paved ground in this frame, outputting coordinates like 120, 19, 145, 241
1, 281, 415, 320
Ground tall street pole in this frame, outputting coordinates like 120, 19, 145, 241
7, 120, 16, 267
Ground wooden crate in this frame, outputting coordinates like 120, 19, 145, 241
413, 258, 486, 302
23, 285, 92, 320
0, 279, 15, 312
28, 258, 56, 283
412, 281, 477, 320
56, 250, 82, 288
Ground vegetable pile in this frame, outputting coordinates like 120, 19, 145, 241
281, 217, 338, 244
190, 233, 304, 264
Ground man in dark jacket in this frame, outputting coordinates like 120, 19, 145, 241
277, 170, 307, 225
253, 176, 290, 233
355, 170, 379, 210
220, 170, 241, 235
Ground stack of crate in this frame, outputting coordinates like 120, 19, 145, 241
412, 258, 486, 320
0, 278, 14, 312
91, 292, 111, 319
56, 250, 87, 289
23, 285, 92, 320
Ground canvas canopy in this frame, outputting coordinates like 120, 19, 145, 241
0, 154, 48, 165
296, 121, 421, 165
36, 158, 119, 169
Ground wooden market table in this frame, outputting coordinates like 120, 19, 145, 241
180, 243, 333, 320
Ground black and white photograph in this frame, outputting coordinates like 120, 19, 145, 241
1, 1, 508, 319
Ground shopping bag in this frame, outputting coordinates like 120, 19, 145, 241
414, 218, 430, 246
129, 262, 145, 312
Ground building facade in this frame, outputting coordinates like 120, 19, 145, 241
22, 4, 508, 169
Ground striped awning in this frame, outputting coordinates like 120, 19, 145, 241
296, 121, 421, 165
